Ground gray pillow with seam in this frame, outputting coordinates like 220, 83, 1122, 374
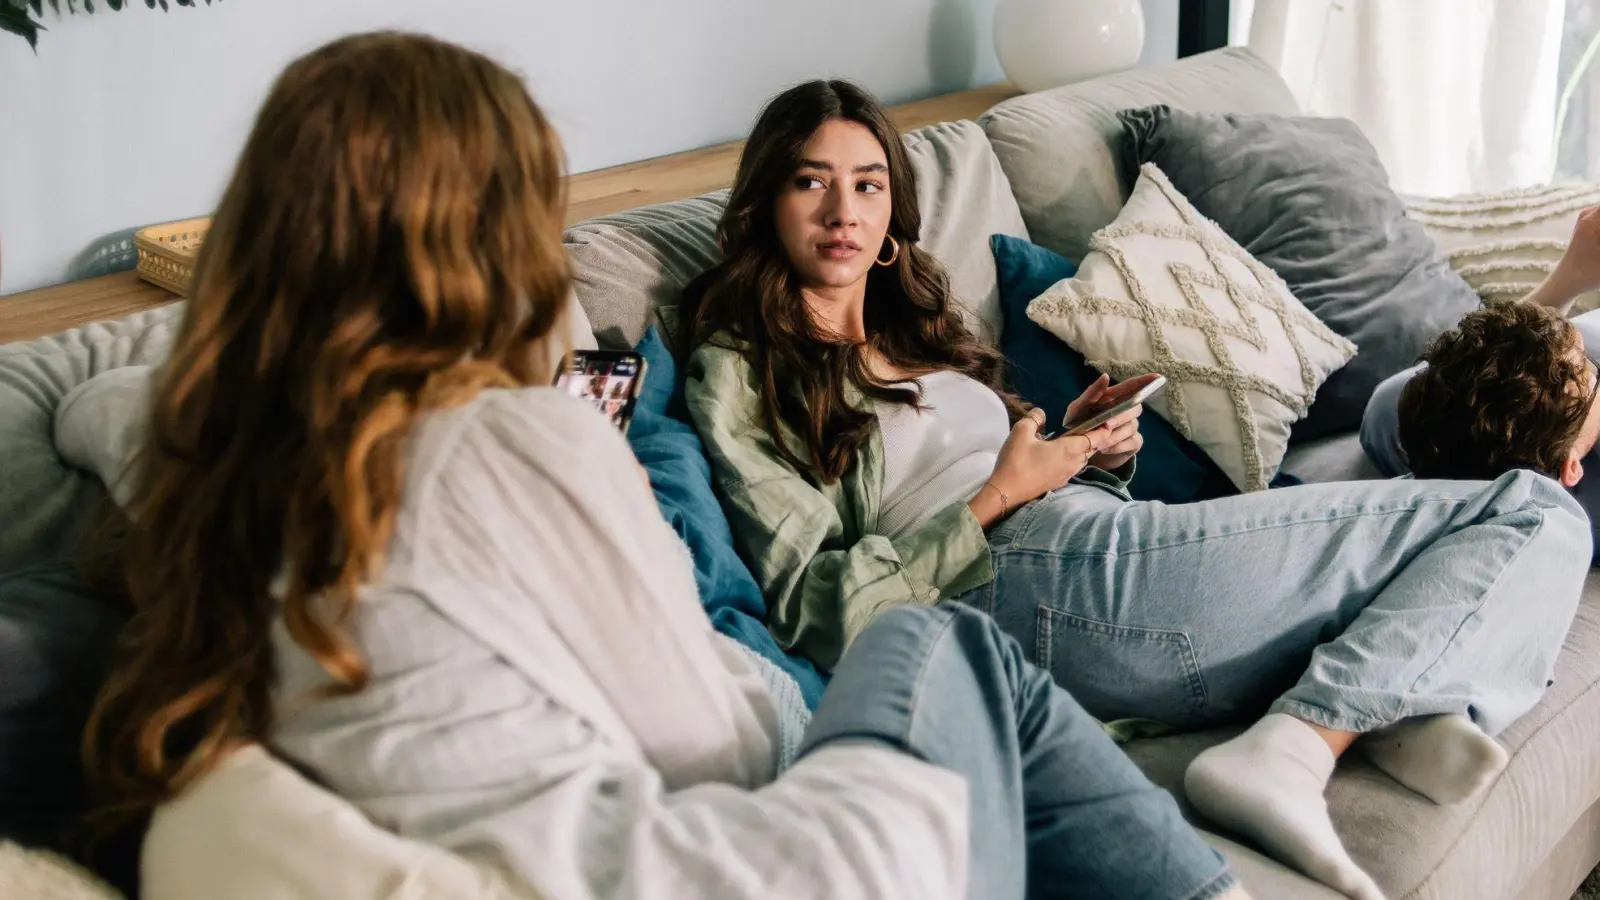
1120, 105, 1481, 440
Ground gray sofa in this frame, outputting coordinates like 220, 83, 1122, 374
3, 47, 1597, 899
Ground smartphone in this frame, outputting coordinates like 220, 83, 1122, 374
554, 349, 648, 434
1048, 375, 1168, 440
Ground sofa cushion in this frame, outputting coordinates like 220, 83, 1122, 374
1119, 105, 1484, 440
1405, 182, 1600, 314
0, 298, 597, 580
0, 304, 184, 577
565, 119, 1030, 351
979, 47, 1299, 267
628, 327, 827, 707
902, 120, 1031, 341
995, 232, 1313, 502
1026, 164, 1356, 493
1279, 432, 1383, 486
1124, 572, 1600, 900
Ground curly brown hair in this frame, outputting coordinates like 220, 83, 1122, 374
82, 32, 571, 836
679, 80, 1026, 484
1399, 302, 1592, 480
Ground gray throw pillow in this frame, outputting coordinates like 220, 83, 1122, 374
1120, 105, 1481, 440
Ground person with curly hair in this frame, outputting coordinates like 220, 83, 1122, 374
1362, 207, 1600, 561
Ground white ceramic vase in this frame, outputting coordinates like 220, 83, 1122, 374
993, 0, 1147, 93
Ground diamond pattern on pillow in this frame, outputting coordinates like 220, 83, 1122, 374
1027, 163, 1356, 492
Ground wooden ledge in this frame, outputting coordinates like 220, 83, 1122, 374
2, 81, 1020, 344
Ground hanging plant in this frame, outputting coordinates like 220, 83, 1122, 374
2, 0, 219, 51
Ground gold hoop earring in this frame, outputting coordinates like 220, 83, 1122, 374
875, 235, 901, 267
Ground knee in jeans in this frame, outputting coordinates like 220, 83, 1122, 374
874, 602, 1009, 658
1492, 470, 1592, 555
864, 603, 1024, 681
871, 602, 955, 634
1498, 469, 1584, 517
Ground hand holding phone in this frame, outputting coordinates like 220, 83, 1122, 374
1046, 374, 1166, 440
554, 350, 648, 434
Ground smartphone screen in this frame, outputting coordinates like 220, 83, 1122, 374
554, 350, 647, 434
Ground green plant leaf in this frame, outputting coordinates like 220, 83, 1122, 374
0, 5, 41, 48
8, 0, 217, 48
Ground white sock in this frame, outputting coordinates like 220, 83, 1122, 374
1185, 714, 1385, 900
1359, 714, 1507, 805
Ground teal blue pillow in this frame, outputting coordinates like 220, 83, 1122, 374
991, 234, 1281, 503
629, 328, 827, 707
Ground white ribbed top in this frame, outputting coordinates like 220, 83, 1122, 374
876, 371, 1010, 538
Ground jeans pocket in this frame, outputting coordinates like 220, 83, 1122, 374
1037, 606, 1208, 727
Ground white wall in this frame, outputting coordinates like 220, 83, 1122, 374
0, 0, 1178, 294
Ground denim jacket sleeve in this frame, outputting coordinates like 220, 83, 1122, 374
685, 342, 993, 670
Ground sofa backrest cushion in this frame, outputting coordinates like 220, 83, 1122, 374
0, 296, 597, 578
0, 304, 183, 577
979, 47, 1300, 265
1121, 105, 1483, 440
627, 327, 827, 708
565, 119, 1029, 351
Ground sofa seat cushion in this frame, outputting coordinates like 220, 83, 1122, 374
1278, 431, 1383, 485
1124, 572, 1600, 900
979, 47, 1300, 266
565, 119, 1029, 351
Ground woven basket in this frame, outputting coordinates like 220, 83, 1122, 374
134, 217, 210, 296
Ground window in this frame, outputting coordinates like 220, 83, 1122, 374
1555, 0, 1600, 182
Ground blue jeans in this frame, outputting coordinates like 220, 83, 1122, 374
968, 469, 1590, 736
802, 603, 1236, 900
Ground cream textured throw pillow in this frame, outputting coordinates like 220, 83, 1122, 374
1405, 182, 1600, 314
1027, 164, 1357, 492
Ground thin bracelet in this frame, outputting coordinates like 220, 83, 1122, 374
983, 480, 1010, 518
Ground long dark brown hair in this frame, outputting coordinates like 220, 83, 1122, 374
82, 32, 571, 833
679, 79, 1024, 483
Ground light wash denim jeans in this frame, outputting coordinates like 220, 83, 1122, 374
1360, 308, 1600, 562
963, 468, 1591, 736
802, 603, 1236, 900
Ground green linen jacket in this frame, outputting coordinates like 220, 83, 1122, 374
685, 339, 995, 669
686, 337, 1136, 671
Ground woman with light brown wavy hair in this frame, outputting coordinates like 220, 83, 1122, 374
77, 32, 1242, 900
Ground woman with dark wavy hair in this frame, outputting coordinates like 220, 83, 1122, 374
681, 79, 1592, 900
78, 33, 1239, 900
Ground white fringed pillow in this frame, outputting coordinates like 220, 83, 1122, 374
1406, 182, 1600, 314
1026, 164, 1356, 492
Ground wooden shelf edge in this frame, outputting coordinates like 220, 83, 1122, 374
3, 81, 1021, 344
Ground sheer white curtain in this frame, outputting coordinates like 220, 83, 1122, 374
1231, 0, 1568, 196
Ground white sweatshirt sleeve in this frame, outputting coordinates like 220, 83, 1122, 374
262, 388, 969, 900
